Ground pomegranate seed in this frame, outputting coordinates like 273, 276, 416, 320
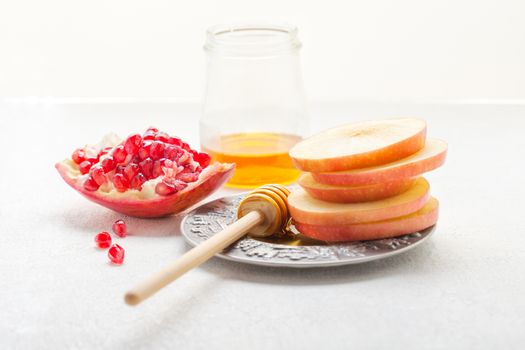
155, 179, 187, 195
149, 141, 165, 160
138, 141, 152, 161
108, 244, 125, 264
94, 231, 112, 248
124, 163, 140, 181
167, 137, 182, 146
112, 219, 127, 238
139, 158, 154, 179
155, 181, 176, 195
193, 152, 211, 168
90, 165, 107, 185
79, 160, 93, 174
130, 173, 146, 190
113, 173, 130, 192
147, 127, 159, 133
86, 155, 99, 164
164, 145, 181, 160
152, 159, 165, 178
177, 172, 199, 183
155, 132, 169, 143
124, 134, 142, 155
101, 156, 116, 173
177, 150, 190, 166
72, 148, 86, 164
113, 145, 127, 163
83, 176, 100, 191
181, 143, 190, 151
115, 165, 126, 174
99, 146, 113, 157
143, 128, 158, 140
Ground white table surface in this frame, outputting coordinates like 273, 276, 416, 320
1, 100, 524, 349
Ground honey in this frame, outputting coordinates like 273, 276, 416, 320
202, 132, 302, 188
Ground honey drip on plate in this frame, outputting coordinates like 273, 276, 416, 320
202, 132, 302, 189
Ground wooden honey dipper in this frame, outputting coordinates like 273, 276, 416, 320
125, 184, 291, 306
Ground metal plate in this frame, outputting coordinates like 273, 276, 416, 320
180, 194, 435, 268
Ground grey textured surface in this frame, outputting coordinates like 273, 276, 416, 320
0, 100, 524, 349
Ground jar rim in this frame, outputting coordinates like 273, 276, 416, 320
204, 23, 301, 56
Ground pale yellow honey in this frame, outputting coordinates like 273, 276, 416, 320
202, 132, 302, 189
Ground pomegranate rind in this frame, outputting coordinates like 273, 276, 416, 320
56, 161, 235, 218
288, 177, 430, 225
290, 118, 427, 172
298, 173, 416, 203
294, 197, 439, 242
312, 138, 448, 186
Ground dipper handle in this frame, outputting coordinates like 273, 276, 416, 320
124, 184, 290, 306
125, 210, 263, 306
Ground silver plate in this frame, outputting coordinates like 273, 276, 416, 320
180, 194, 435, 268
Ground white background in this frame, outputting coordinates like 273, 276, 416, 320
1, 0, 524, 101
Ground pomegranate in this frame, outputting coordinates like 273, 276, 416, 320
56, 127, 234, 218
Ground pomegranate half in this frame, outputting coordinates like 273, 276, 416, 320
56, 127, 234, 218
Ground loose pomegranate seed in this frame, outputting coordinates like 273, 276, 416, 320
108, 244, 125, 264
193, 152, 211, 168
124, 134, 142, 155
149, 141, 165, 160
101, 156, 116, 173
138, 141, 152, 161
124, 163, 140, 181
79, 160, 93, 174
112, 219, 127, 237
130, 173, 146, 190
113, 173, 130, 192
84, 176, 100, 191
94, 231, 112, 248
90, 165, 107, 185
113, 145, 127, 163
72, 148, 86, 164
182, 143, 190, 151
139, 158, 154, 179
155, 132, 169, 143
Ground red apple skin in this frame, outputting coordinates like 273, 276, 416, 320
298, 173, 415, 203
294, 197, 439, 242
288, 178, 430, 226
56, 162, 234, 218
290, 119, 427, 172
313, 139, 447, 186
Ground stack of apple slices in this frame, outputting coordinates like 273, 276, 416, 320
288, 118, 447, 242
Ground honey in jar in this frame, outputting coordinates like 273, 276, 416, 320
202, 132, 302, 188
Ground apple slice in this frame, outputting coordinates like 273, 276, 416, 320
313, 138, 447, 186
289, 118, 426, 172
288, 177, 430, 225
298, 173, 415, 203
294, 197, 439, 242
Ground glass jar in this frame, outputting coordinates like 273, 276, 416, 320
200, 23, 308, 188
